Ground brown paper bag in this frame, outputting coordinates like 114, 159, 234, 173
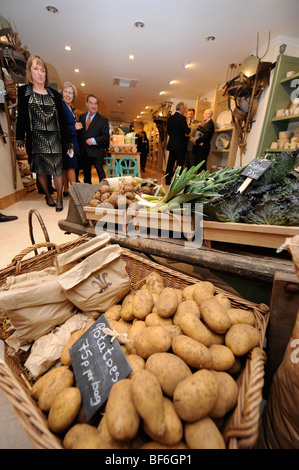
0, 268, 76, 349
58, 245, 131, 312
55, 233, 111, 274
24, 313, 92, 378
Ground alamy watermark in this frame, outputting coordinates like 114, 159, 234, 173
94, 198, 204, 249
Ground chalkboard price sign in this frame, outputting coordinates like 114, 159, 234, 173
69, 314, 132, 421
241, 159, 273, 180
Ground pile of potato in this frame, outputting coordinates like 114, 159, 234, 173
87, 178, 160, 210
30, 272, 261, 449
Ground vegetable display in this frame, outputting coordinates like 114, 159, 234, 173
29, 272, 262, 449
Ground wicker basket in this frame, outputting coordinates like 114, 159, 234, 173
0, 235, 270, 450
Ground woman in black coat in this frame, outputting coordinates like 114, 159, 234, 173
16, 54, 73, 211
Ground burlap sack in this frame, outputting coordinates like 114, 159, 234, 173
55, 233, 111, 274
24, 313, 92, 378
256, 308, 299, 448
256, 235, 299, 448
58, 245, 131, 312
0, 268, 75, 350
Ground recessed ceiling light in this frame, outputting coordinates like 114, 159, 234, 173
183, 63, 192, 69
134, 21, 145, 28
46, 5, 58, 14
64, 45, 71, 51
206, 35, 215, 41
74, 68, 79, 73
159, 91, 166, 95
169, 80, 176, 85
129, 54, 135, 60
81, 82, 85, 87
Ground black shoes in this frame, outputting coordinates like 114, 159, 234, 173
56, 202, 63, 212
0, 213, 18, 222
45, 196, 56, 207
63, 191, 69, 197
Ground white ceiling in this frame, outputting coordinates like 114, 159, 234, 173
1, 0, 299, 124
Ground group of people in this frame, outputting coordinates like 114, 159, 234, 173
165, 102, 214, 185
13, 54, 212, 215
16, 54, 109, 211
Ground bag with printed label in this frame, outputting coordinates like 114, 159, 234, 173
58, 244, 131, 313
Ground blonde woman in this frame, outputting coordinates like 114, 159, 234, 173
16, 54, 73, 211
60, 82, 83, 195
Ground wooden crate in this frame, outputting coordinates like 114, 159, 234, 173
84, 206, 195, 240
203, 221, 299, 249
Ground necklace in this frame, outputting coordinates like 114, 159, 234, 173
32, 91, 56, 118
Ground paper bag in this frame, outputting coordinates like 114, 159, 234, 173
55, 233, 111, 274
0, 268, 75, 349
58, 245, 131, 312
24, 313, 92, 378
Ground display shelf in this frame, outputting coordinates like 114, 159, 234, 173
256, 47, 299, 157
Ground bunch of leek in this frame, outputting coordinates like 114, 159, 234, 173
137, 163, 244, 214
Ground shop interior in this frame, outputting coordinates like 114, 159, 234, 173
0, 1, 299, 451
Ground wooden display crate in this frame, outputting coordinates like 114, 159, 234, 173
202, 221, 299, 249
84, 206, 195, 240
84, 206, 299, 248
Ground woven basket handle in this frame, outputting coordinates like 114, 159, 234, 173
10, 242, 60, 273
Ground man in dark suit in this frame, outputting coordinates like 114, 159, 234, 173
191, 108, 215, 171
78, 94, 109, 183
165, 102, 191, 185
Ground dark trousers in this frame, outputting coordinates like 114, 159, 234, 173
83, 157, 106, 184
165, 150, 185, 185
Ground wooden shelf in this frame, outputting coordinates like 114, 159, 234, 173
271, 114, 299, 122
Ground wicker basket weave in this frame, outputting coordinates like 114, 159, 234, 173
0, 234, 269, 450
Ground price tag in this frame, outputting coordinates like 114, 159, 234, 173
69, 314, 132, 422
237, 159, 273, 193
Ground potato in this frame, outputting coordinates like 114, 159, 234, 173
172, 299, 200, 326
48, 387, 81, 433
108, 319, 131, 339
171, 335, 213, 369
210, 371, 239, 419
132, 289, 154, 319
227, 357, 242, 375
156, 287, 178, 318
193, 281, 215, 306
200, 297, 232, 334
175, 289, 183, 304
105, 379, 140, 441
131, 369, 165, 436
145, 352, 192, 397
226, 308, 256, 327
63, 423, 99, 449
185, 417, 226, 449
179, 313, 213, 347
97, 415, 130, 449
32, 365, 74, 412
225, 323, 260, 356
105, 304, 122, 322
209, 344, 235, 371
145, 312, 172, 327
61, 330, 84, 366
143, 397, 183, 446
127, 354, 145, 376
214, 293, 232, 310
182, 282, 201, 300
163, 325, 182, 340
173, 369, 219, 422
72, 433, 114, 449
134, 326, 172, 358
126, 320, 146, 354
121, 293, 135, 322
145, 272, 164, 295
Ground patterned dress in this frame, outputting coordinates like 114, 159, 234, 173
28, 89, 63, 175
